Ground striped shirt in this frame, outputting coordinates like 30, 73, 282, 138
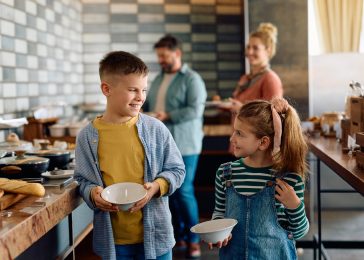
212, 158, 309, 239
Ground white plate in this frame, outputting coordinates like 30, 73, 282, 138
205, 101, 222, 107
41, 170, 74, 179
205, 101, 232, 108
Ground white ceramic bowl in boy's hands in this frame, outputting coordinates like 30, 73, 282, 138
190, 218, 238, 244
101, 182, 147, 211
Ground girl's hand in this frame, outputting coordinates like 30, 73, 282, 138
130, 181, 160, 213
274, 179, 301, 209
206, 234, 232, 249
91, 186, 118, 212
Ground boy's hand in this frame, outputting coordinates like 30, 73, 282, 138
206, 234, 232, 250
91, 186, 118, 212
130, 181, 160, 213
274, 179, 301, 209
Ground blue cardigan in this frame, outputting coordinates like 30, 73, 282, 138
144, 64, 207, 156
74, 114, 185, 259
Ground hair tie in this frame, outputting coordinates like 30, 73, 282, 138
271, 105, 282, 155
270, 98, 289, 155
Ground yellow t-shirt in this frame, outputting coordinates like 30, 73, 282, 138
94, 116, 144, 244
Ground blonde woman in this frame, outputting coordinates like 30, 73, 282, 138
226, 23, 283, 113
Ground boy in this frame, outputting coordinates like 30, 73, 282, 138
74, 51, 185, 260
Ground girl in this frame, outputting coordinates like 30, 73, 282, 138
209, 98, 309, 259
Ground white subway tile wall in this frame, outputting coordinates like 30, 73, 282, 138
0, 0, 83, 119
82, 0, 244, 102
0, 0, 244, 120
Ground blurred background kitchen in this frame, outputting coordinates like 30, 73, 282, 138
0, 0, 309, 134
0, 0, 364, 259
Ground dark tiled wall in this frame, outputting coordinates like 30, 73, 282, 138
0, 0, 246, 128
0, 0, 84, 121
248, 0, 309, 119
83, 0, 245, 103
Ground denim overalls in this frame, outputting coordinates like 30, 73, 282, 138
219, 162, 297, 260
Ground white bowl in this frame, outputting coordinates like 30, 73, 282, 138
190, 218, 238, 244
101, 182, 147, 211
49, 125, 66, 137
68, 125, 83, 137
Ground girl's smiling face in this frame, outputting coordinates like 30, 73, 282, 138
230, 118, 263, 158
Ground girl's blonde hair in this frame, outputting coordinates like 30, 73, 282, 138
237, 99, 308, 180
250, 22, 278, 59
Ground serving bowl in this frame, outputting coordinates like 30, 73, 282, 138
190, 218, 238, 244
0, 150, 50, 179
101, 182, 147, 211
49, 124, 67, 137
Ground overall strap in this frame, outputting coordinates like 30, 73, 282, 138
266, 171, 291, 187
266, 169, 279, 187
220, 162, 232, 181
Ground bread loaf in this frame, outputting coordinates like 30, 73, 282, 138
6, 133, 20, 143
0, 178, 45, 197
0, 189, 4, 199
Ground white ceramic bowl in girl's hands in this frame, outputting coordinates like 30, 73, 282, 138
190, 218, 238, 244
101, 182, 147, 211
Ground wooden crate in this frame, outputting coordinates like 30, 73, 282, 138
350, 121, 364, 135
350, 97, 364, 123
356, 132, 364, 147
341, 119, 351, 148
356, 150, 364, 169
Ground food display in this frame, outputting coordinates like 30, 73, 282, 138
0, 177, 45, 196
0, 150, 50, 178
212, 94, 221, 101
6, 133, 20, 143
27, 142, 71, 171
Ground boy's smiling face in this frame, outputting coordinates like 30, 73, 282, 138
102, 73, 148, 122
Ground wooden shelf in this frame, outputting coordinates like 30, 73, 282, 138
47, 136, 76, 144
23, 117, 59, 141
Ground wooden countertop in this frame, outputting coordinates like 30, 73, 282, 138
309, 137, 364, 196
0, 181, 83, 259
203, 124, 231, 136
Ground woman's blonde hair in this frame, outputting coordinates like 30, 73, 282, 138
250, 23, 278, 59
237, 99, 308, 180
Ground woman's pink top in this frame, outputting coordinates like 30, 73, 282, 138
233, 69, 283, 103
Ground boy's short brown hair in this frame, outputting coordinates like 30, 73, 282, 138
99, 51, 149, 80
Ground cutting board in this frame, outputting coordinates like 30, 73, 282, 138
0, 193, 26, 210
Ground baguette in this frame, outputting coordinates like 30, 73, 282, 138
0, 189, 3, 199
0, 178, 45, 197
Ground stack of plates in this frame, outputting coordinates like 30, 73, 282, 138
41, 170, 74, 179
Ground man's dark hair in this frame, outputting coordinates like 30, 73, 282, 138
99, 51, 149, 80
154, 34, 182, 51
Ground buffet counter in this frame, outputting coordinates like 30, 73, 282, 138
0, 181, 93, 260
307, 137, 364, 258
